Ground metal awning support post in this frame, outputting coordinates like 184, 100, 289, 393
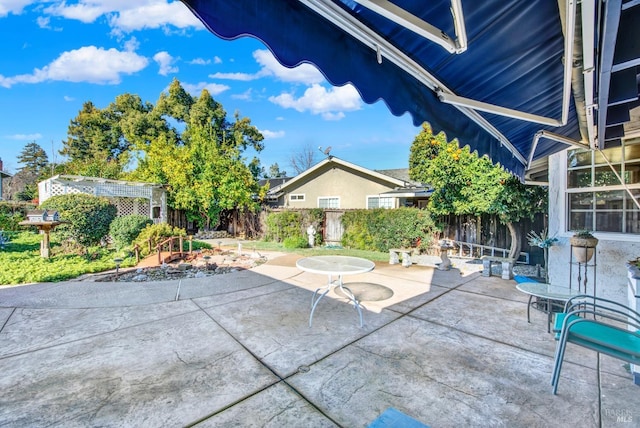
596, 148, 640, 210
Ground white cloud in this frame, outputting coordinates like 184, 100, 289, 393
213, 56, 222, 64
209, 50, 324, 85
108, 1, 203, 33
260, 129, 285, 139
232, 89, 254, 101
181, 81, 230, 96
253, 50, 324, 84
4, 133, 43, 141
209, 71, 259, 81
37, 16, 50, 28
190, 58, 210, 65
63, 95, 75, 101
321, 112, 346, 121
43, 1, 105, 23
153, 51, 178, 76
41, 1, 203, 33
0, 0, 34, 17
123, 37, 140, 52
269, 84, 361, 120
0, 46, 148, 88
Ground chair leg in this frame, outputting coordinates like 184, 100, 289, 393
551, 334, 570, 394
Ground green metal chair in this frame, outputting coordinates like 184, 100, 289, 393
551, 295, 640, 394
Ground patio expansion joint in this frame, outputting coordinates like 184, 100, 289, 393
0, 303, 206, 361
190, 279, 297, 310
0, 307, 16, 334
187, 298, 345, 428
397, 279, 566, 365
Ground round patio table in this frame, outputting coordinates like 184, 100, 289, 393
516, 282, 581, 333
296, 255, 375, 328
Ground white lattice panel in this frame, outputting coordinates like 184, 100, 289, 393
137, 201, 150, 217
39, 175, 166, 222
116, 198, 134, 217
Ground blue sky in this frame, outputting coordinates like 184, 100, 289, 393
0, 0, 420, 176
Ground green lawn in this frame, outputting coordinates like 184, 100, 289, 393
244, 240, 389, 261
0, 233, 388, 286
0, 232, 137, 285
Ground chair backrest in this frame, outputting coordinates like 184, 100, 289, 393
559, 295, 640, 362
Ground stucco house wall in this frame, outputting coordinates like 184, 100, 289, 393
547, 151, 640, 304
267, 157, 430, 210
282, 164, 400, 209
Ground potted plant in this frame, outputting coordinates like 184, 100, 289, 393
527, 229, 558, 283
569, 230, 598, 263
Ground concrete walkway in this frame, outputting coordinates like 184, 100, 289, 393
0, 253, 638, 427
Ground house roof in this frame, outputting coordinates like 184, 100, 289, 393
258, 177, 293, 189
374, 168, 426, 187
268, 157, 409, 195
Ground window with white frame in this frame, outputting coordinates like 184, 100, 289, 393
367, 196, 394, 209
289, 194, 305, 202
566, 140, 640, 234
318, 197, 339, 209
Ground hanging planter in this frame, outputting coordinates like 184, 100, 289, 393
569, 230, 598, 263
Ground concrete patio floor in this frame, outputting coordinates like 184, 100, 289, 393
1, 252, 638, 427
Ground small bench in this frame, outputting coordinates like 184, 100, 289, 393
481, 256, 515, 280
389, 248, 416, 267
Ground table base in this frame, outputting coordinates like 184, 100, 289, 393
526, 295, 565, 333
310, 274, 363, 328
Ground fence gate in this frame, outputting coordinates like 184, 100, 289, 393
323, 210, 344, 245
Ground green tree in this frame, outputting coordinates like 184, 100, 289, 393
133, 124, 266, 229
13, 142, 50, 201
17, 142, 49, 174
267, 163, 287, 178
60, 95, 169, 179
175, 125, 264, 229
409, 124, 547, 259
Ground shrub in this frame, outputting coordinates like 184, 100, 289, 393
264, 209, 324, 245
341, 208, 439, 252
283, 235, 309, 249
0, 201, 35, 216
0, 212, 24, 231
132, 223, 186, 257
0, 202, 35, 231
264, 210, 302, 242
40, 194, 117, 247
109, 215, 153, 249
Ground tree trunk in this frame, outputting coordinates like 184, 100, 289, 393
506, 222, 521, 260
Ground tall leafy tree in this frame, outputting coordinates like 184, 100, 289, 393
134, 124, 265, 229
60, 95, 169, 178
409, 124, 547, 258
59, 79, 267, 228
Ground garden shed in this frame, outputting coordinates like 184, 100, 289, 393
38, 175, 167, 223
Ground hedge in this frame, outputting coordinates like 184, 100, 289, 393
341, 208, 440, 252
